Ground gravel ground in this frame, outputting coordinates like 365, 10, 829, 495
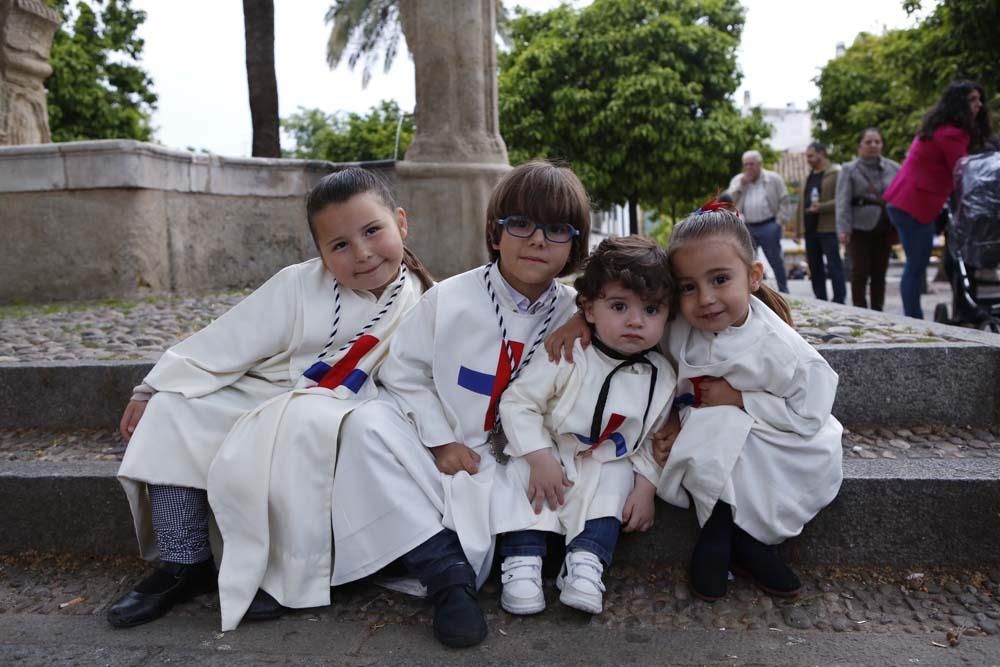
0, 284, 988, 365
3, 424, 999, 464
2, 554, 999, 641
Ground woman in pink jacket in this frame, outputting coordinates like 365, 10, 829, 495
884, 80, 994, 318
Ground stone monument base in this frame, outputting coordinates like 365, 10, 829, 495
0, 141, 508, 303
394, 161, 510, 279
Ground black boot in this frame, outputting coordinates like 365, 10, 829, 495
107, 560, 217, 628
244, 588, 289, 621
731, 526, 801, 597
689, 502, 734, 601
427, 562, 487, 648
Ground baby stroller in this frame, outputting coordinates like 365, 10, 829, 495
933, 151, 1000, 332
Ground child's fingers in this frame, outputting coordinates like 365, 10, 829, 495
544, 485, 560, 511
545, 336, 561, 364
563, 342, 575, 364
554, 482, 567, 507
580, 327, 592, 349
469, 449, 481, 464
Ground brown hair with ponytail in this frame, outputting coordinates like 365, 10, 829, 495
666, 200, 793, 326
306, 167, 434, 291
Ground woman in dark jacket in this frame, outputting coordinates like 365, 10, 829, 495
883, 81, 994, 319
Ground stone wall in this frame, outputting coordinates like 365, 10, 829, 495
0, 140, 508, 303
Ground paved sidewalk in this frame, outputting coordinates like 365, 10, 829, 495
3, 555, 1000, 665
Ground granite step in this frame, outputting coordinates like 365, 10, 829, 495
3, 429, 999, 568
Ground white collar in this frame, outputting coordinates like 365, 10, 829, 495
494, 265, 557, 314
715, 302, 754, 337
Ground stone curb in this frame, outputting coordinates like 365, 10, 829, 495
2, 338, 998, 429
794, 293, 1000, 348
3, 459, 999, 567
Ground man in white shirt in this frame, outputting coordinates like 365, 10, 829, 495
725, 150, 791, 293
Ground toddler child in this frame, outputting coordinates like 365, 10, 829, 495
495, 236, 676, 616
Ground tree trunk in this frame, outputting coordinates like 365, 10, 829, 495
243, 0, 280, 157
628, 197, 639, 235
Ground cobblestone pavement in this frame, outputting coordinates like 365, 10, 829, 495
0, 291, 250, 363
2, 281, 992, 365
3, 554, 1000, 643
4, 424, 999, 464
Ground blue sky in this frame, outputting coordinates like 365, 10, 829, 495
133, 0, 934, 157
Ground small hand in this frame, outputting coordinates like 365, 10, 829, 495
698, 378, 744, 409
119, 399, 148, 442
431, 442, 481, 475
524, 449, 573, 514
839, 232, 850, 245
651, 411, 681, 466
622, 477, 656, 532
544, 312, 591, 364
807, 203, 820, 214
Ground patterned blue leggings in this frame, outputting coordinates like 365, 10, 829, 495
148, 484, 212, 564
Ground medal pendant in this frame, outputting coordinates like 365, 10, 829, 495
489, 422, 510, 465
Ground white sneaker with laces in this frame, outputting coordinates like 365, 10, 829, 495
500, 555, 545, 615
557, 550, 605, 614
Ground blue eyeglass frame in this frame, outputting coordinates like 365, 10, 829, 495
496, 216, 580, 243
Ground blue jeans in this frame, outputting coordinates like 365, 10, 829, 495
887, 204, 936, 319
400, 529, 471, 586
747, 219, 788, 292
500, 517, 621, 566
804, 232, 846, 303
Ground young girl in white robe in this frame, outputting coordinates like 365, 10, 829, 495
495, 236, 676, 616
655, 198, 843, 601
108, 168, 431, 630
331, 161, 592, 648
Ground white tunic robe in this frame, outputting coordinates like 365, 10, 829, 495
116, 258, 421, 630
331, 264, 578, 586
657, 297, 844, 544
496, 340, 675, 543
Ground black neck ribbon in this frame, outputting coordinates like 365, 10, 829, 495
589, 337, 658, 452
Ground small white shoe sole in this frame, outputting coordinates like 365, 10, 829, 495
557, 577, 603, 614
500, 595, 546, 615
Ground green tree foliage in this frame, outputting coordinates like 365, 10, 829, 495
812, 0, 1000, 163
46, 0, 157, 142
282, 100, 413, 162
498, 0, 772, 233
325, 1, 509, 87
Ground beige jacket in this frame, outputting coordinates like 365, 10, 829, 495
726, 169, 790, 226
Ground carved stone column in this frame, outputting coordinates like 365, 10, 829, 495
395, 0, 509, 277
0, 0, 60, 145
399, 0, 507, 164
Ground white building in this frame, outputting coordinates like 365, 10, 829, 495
742, 91, 814, 153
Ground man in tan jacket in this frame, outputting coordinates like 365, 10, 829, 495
726, 150, 790, 292
795, 142, 844, 303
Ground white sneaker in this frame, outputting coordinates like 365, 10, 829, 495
500, 556, 545, 615
557, 550, 605, 614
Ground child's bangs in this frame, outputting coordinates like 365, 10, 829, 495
498, 171, 589, 231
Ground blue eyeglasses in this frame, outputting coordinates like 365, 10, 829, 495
497, 216, 580, 243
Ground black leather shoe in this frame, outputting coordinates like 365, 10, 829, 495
107, 560, 217, 628
690, 502, 734, 601
732, 527, 801, 597
427, 563, 487, 648
243, 588, 288, 621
